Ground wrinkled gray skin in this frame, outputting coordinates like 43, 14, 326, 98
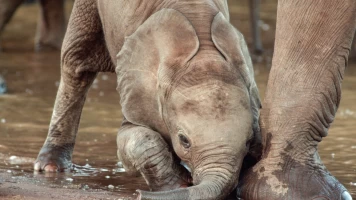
33, 0, 261, 200
237, 0, 356, 199
0, 0, 66, 51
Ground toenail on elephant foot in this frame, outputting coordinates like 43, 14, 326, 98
34, 143, 74, 172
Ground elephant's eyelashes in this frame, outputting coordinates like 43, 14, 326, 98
178, 134, 191, 148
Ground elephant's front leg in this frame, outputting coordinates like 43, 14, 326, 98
238, 0, 355, 199
34, 0, 113, 172
117, 122, 191, 191
34, 70, 97, 172
35, 0, 66, 51
0, 0, 24, 50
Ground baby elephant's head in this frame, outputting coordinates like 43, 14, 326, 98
161, 56, 259, 200
117, 8, 261, 200
146, 11, 260, 200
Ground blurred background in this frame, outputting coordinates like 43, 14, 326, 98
0, 0, 355, 199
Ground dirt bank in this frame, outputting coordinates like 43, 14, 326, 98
0, 169, 133, 200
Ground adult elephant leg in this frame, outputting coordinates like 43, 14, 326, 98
238, 0, 356, 199
35, 0, 66, 51
117, 121, 191, 191
0, 0, 24, 50
0, 0, 24, 32
34, 0, 113, 172
248, 0, 263, 54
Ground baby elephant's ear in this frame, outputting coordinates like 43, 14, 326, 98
211, 12, 254, 81
116, 8, 199, 80
212, 12, 262, 160
116, 9, 199, 128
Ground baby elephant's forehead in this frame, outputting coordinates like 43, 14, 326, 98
177, 85, 249, 120
176, 59, 244, 89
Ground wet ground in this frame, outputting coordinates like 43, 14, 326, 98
0, 1, 355, 199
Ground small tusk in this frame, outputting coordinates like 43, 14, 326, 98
180, 161, 191, 173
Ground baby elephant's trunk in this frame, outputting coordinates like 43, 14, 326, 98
138, 181, 235, 200
137, 158, 241, 200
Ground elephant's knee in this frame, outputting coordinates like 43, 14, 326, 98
58, 53, 97, 89
117, 126, 169, 174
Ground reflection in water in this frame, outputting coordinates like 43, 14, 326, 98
4, 159, 146, 194
0, 0, 355, 198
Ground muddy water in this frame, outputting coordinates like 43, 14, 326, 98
0, 1, 355, 199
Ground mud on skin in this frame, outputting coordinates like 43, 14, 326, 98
237, 0, 356, 199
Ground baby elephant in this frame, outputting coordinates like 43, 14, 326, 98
34, 0, 261, 199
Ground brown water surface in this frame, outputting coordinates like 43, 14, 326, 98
0, 1, 355, 199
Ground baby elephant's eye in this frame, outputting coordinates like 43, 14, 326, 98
178, 134, 191, 149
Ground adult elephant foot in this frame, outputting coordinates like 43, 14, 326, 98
34, 144, 73, 172
34, 0, 66, 52
237, 140, 351, 200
